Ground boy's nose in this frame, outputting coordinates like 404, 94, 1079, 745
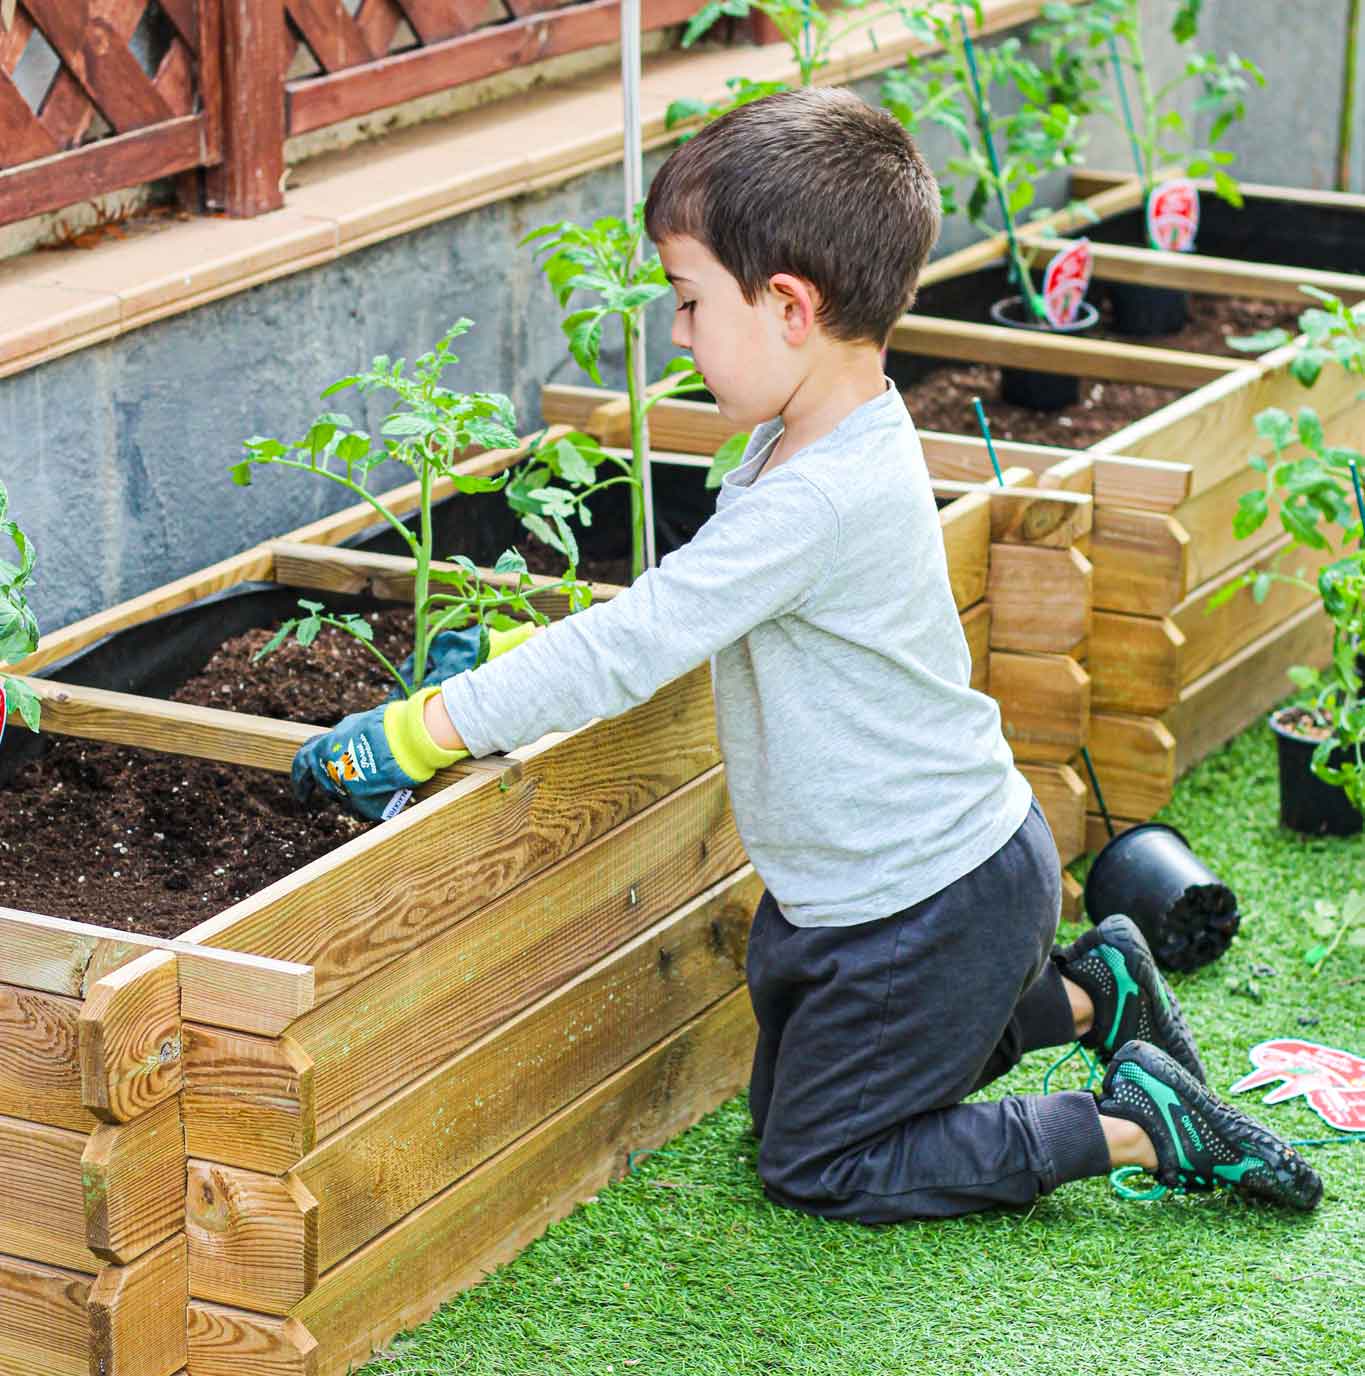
671, 317, 690, 349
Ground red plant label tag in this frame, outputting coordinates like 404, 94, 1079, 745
1042, 238, 1093, 329
1230, 1037, 1365, 1134
1147, 178, 1200, 252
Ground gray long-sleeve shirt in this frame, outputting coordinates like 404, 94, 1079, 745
442, 384, 1032, 927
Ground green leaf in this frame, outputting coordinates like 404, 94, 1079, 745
494, 548, 529, 576
229, 461, 253, 487
665, 97, 711, 129
1297, 407, 1325, 453
295, 616, 322, 648
320, 375, 361, 399
1291, 349, 1328, 389
567, 317, 605, 383
1254, 408, 1295, 449
1304, 942, 1330, 966
1227, 329, 1291, 354
341, 614, 374, 642
1307, 914, 1339, 938
1251, 571, 1272, 604
298, 600, 325, 613
1349, 928, 1365, 947
1232, 488, 1269, 539
253, 621, 297, 662
446, 473, 508, 495
2, 674, 40, 732
554, 438, 597, 486
705, 432, 751, 490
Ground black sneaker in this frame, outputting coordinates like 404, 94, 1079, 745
1059, 915, 1207, 1083
1099, 1041, 1323, 1211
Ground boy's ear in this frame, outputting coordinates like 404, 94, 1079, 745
767, 273, 819, 345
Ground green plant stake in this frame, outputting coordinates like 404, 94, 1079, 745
970, 396, 1007, 486
232, 320, 588, 697
0, 479, 41, 734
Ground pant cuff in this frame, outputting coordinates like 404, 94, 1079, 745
1029, 1090, 1111, 1191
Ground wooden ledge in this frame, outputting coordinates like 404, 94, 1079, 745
0, 0, 1067, 382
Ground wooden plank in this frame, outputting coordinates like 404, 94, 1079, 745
1090, 509, 1190, 615
1164, 601, 1334, 776
184, 667, 722, 1004
88, 1233, 189, 1376
1091, 455, 1192, 513
888, 315, 1242, 390
285, 0, 375, 72
1090, 613, 1185, 715
288, 0, 701, 135
1086, 813, 1142, 856
297, 867, 758, 1273
186, 1302, 318, 1376
0, 983, 93, 1132
188, 1162, 318, 1315
961, 601, 991, 693
291, 987, 755, 1376
213, 0, 285, 217
1082, 714, 1177, 821
79, 950, 182, 1124
987, 546, 1091, 653
290, 766, 744, 1140
1060, 870, 1084, 923
931, 483, 1092, 548
1175, 465, 1281, 589
0, 1114, 90, 1271
1175, 531, 1339, 687
1018, 763, 1087, 865
0, 909, 314, 1036
938, 490, 990, 612
82, 1096, 186, 1266
1029, 237, 1365, 305
991, 652, 1091, 763
0, 1253, 92, 1376
183, 1027, 315, 1176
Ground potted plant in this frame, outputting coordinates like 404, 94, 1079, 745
882, 1, 1093, 410
233, 318, 592, 707
1030, 0, 1265, 334
0, 479, 41, 736
1213, 289, 1365, 835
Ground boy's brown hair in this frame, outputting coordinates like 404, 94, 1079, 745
645, 86, 941, 345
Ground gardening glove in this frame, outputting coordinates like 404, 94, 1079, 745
291, 687, 467, 822
386, 621, 540, 699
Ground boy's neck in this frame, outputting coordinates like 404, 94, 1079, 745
768, 344, 888, 469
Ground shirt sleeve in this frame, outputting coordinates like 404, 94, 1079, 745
440, 467, 840, 756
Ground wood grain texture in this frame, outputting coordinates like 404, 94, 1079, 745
214, 0, 285, 216
79, 950, 181, 1123
938, 491, 990, 611
1090, 614, 1185, 716
0, 1114, 92, 1271
298, 867, 759, 1272
931, 482, 1092, 548
183, 1027, 315, 1175
82, 1096, 186, 1266
1086, 812, 1142, 856
187, 1162, 318, 1314
291, 766, 743, 1140
991, 652, 1091, 763
1061, 870, 1084, 922
1017, 764, 1086, 865
0, 908, 314, 1035
1175, 531, 1339, 687
1083, 714, 1177, 821
186, 1302, 318, 1376
1164, 601, 1334, 775
987, 546, 1092, 653
1090, 508, 1190, 615
293, 987, 757, 1376
888, 315, 1240, 390
88, 1232, 189, 1376
961, 601, 991, 693
185, 667, 721, 1004
1090, 454, 1192, 513
0, 1252, 93, 1376
0, 982, 93, 1132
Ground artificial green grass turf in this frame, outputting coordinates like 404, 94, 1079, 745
359, 717, 1365, 1376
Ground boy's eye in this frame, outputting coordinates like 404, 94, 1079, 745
676, 299, 696, 313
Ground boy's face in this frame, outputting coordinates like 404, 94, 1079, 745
658, 235, 808, 431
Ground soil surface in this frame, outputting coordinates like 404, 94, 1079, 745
1272, 705, 1335, 742
902, 292, 1301, 448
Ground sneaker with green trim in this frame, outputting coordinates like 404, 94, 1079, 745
1059, 915, 1207, 1083
1099, 1040, 1323, 1211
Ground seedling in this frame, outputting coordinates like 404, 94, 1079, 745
1030, 0, 1264, 218
0, 479, 41, 732
1303, 891, 1365, 974
523, 209, 723, 580
232, 319, 590, 697
883, 1, 1086, 320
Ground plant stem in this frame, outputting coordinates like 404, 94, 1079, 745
1129, 18, 1159, 199
255, 457, 419, 555
327, 620, 409, 696
1340, 0, 1361, 192
411, 458, 435, 695
623, 319, 648, 581
1311, 913, 1352, 974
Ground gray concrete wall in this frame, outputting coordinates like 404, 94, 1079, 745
4, 1, 1361, 634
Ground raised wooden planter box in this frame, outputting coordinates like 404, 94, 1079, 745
0, 437, 759, 1376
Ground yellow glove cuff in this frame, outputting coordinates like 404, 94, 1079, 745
488, 621, 539, 659
384, 687, 469, 780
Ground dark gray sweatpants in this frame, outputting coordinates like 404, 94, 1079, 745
747, 797, 1112, 1223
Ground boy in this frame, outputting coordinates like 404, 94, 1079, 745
294, 88, 1322, 1218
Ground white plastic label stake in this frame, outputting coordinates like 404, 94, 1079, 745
1147, 178, 1200, 253
1042, 238, 1093, 329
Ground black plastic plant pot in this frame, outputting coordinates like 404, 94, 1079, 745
1268, 711, 1363, 838
1084, 823, 1240, 974
1106, 281, 1189, 337
989, 296, 1100, 412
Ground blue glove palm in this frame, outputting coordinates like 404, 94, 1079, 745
291, 702, 428, 822
388, 625, 484, 700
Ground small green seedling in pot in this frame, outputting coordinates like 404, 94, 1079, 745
1303, 890, 1365, 974
232, 319, 590, 698
0, 479, 41, 732
1030, 0, 1264, 217
524, 209, 745, 580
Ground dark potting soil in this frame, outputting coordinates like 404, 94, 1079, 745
1091, 290, 1303, 358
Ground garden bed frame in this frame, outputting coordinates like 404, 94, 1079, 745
0, 427, 1092, 1375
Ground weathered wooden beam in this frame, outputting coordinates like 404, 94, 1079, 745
184, 667, 721, 1004
888, 315, 1243, 390
87, 1232, 189, 1376
0, 909, 314, 1037
1090, 509, 1190, 616
1090, 613, 1186, 715
186, 1301, 319, 1376
938, 490, 991, 611
1082, 714, 1177, 821
987, 546, 1092, 654
0, 983, 92, 1132
290, 986, 756, 1376
991, 652, 1091, 763
930, 482, 1093, 547
1017, 763, 1087, 864
0, 1252, 94, 1376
